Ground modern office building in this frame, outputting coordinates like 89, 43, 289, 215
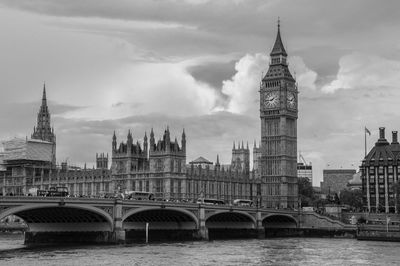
297, 162, 312, 184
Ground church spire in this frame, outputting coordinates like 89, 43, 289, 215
32, 84, 55, 143
270, 18, 287, 57
42, 83, 47, 106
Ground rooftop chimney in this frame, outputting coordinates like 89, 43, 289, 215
392, 131, 399, 144
376, 127, 389, 146
379, 127, 385, 139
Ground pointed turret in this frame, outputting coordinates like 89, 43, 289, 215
165, 126, 170, 152
150, 128, 155, 151
263, 19, 294, 81
127, 130, 133, 154
143, 131, 148, 156
270, 18, 287, 57
233, 141, 236, 150
181, 128, 186, 153
32, 84, 56, 145
42, 83, 47, 106
112, 131, 117, 151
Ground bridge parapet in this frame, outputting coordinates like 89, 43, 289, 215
0, 197, 305, 243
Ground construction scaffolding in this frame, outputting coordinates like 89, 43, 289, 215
1, 138, 54, 163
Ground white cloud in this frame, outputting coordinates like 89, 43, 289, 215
288, 56, 318, 92
222, 53, 317, 115
322, 53, 400, 93
222, 53, 267, 114
62, 61, 220, 120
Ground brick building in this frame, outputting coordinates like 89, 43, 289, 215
361, 127, 400, 213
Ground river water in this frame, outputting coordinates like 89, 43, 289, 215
1, 234, 399, 265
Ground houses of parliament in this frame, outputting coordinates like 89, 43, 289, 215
0, 24, 298, 208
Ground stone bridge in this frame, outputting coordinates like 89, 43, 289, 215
0, 197, 352, 244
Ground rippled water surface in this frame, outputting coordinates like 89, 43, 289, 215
1, 234, 400, 265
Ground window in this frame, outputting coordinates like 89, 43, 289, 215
378, 166, 384, 174
177, 180, 181, 197
178, 160, 182, 173
156, 159, 163, 172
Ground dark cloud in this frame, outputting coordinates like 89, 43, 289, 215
294, 46, 349, 87
3, 0, 399, 84
187, 60, 236, 89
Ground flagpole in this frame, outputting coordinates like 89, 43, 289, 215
364, 126, 367, 158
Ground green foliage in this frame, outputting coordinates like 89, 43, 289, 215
298, 177, 315, 207
339, 189, 363, 209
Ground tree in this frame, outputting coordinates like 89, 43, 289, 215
339, 189, 363, 210
298, 177, 315, 207
391, 181, 400, 213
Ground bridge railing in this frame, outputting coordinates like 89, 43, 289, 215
0, 196, 298, 215
0, 196, 115, 203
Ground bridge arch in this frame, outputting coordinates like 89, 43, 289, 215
262, 214, 298, 228
122, 207, 199, 230
206, 210, 256, 229
0, 204, 114, 231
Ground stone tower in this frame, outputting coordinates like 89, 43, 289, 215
148, 127, 186, 174
31, 84, 56, 165
231, 141, 250, 175
253, 141, 262, 179
96, 153, 109, 169
260, 22, 298, 208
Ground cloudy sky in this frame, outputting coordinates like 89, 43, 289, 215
1, 0, 400, 186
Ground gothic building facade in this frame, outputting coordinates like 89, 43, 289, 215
231, 141, 250, 175
30, 85, 56, 165
1, 23, 298, 208
110, 128, 187, 199
259, 22, 298, 208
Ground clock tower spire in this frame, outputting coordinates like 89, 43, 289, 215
259, 21, 298, 209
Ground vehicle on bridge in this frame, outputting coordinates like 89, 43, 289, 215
233, 199, 254, 207
27, 187, 38, 196
125, 191, 155, 201
196, 198, 225, 205
302, 206, 315, 212
36, 187, 69, 197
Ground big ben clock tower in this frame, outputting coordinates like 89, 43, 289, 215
260, 21, 298, 209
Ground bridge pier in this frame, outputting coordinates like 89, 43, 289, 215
194, 206, 208, 240
111, 199, 126, 244
256, 210, 265, 239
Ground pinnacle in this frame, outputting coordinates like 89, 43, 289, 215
270, 20, 287, 56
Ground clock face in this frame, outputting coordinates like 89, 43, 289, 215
287, 92, 296, 109
264, 91, 279, 108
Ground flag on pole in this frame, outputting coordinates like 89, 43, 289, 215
365, 127, 371, 136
